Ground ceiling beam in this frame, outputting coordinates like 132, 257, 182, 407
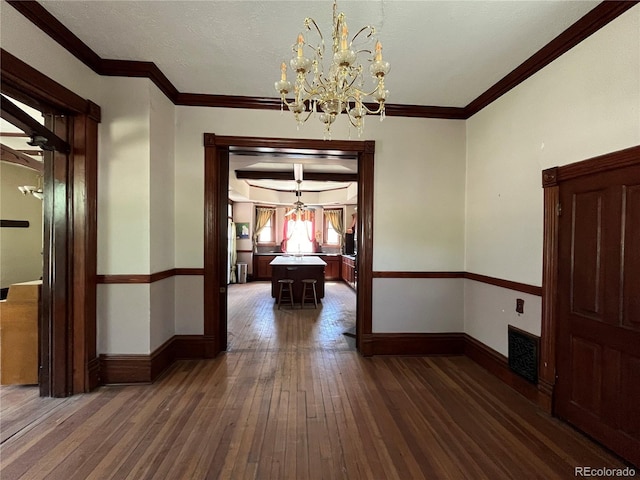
235, 170, 358, 182
0, 94, 70, 153
1, 143, 44, 172
0, 132, 29, 137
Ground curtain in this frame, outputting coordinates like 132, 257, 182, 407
253, 207, 274, 251
324, 209, 344, 244
229, 220, 237, 283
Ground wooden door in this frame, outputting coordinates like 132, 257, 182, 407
555, 163, 640, 466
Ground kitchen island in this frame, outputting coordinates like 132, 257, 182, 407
270, 256, 327, 302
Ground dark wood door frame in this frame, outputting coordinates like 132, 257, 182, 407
1, 49, 100, 396
540, 145, 640, 412
203, 134, 375, 355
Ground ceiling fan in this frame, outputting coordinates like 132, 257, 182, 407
285, 163, 308, 216
285, 179, 308, 216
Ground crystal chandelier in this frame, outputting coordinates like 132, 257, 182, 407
274, 1, 390, 138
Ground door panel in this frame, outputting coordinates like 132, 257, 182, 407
570, 190, 604, 321
556, 165, 640, 467
622, 185, 640, 329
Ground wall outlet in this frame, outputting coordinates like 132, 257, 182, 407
516, 298, 524, 314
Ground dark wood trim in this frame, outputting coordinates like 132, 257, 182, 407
99, 334, 213, 384
173, 335, 214, 359
236, 249, 253, 254
465, 272, 542, 296
464, 1, 639, 117
0, 220, 30, 228
99, 59, 179, 102
356, 141, 374, 354
372, 271, 465, 279
99, 354, 152, 384
8, 2, 635, 119
0, 94, 70, 153
203, 135, 228, 357
539, 182, 560, 413
235, 170, 359, 183
97, 274, 156, 284
96, 268, 203, 283
1, 143, 44, 172
174, 268, 205, 276
384, 104, 467, 119
464, 334, 547, 408
371, 271, 541, 296
1, 50, 90, 116
177, 93, 282, 110
361, 333, 465, 356
71, 105, 100, 393
549, 145, 640, 184
0, 132, 29, 137
212, 135, 369, 153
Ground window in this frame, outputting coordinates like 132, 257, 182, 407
323, 208, 343, 245
283, 211, 315, 254
256, 207, 275, 244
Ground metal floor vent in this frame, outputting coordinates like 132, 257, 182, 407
508, 325, 539, 384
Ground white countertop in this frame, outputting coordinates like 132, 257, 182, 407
270, 256, 327, 266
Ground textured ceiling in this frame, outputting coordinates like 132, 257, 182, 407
39, 0, 600, 107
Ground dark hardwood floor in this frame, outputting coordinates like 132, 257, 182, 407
0, 281, 632, 479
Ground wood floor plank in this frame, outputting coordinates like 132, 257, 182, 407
1, 281, 634, 479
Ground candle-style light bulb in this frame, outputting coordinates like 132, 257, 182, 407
374, 41, 383, 62
281, 62, 287, 81
297, 33, 305, 58
341, 24, 348, 51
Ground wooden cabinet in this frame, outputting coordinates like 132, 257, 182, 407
253, 255, 276, 280
0, 280, 40, 385
320, 255, 341, 280
341, 256, 356, 289
254, 255, 342, 281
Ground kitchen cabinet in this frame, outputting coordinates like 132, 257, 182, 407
253, 255, 275, 280
320, 255, 341, 280
341, 256, 356, 290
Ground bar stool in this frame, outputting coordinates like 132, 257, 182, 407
301, 279, 318, 309
277, 279, 295, 309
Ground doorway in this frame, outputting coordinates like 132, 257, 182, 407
203, 135, 375, 356
1, 51, 100, 397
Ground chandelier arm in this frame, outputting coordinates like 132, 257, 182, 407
344, 74, 361, 91
299, 108, 314, 124
359, 84, 385, 97
305, 18, 325, 49
350, 26, 375, 45
354, 49, 373, 57
361, 102, 384, 115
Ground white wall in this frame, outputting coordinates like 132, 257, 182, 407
464, 6, 640, 355
149, 83, 176, 351
0, 164, 43, 289
98, 77, 152, 275
373, 278, 464, 333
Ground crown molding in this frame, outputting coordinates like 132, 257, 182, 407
7, 1, 638, 119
